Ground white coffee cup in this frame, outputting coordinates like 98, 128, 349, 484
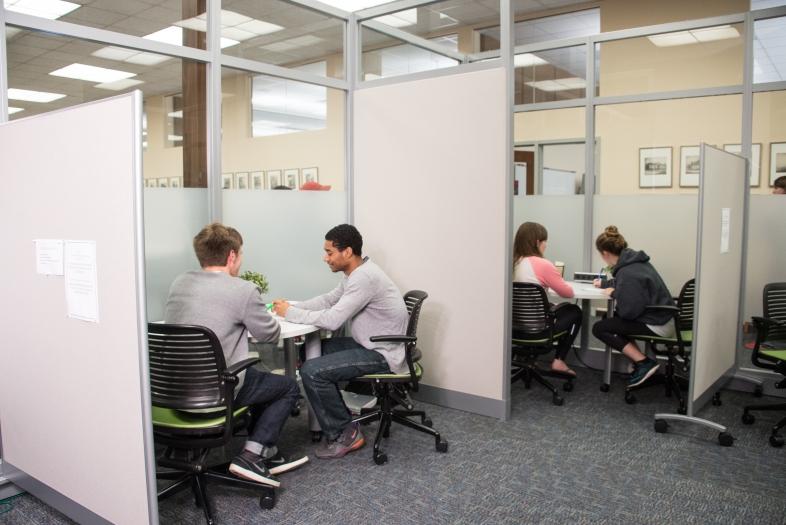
554, 261, 565, 277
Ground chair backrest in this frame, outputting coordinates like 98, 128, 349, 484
403, 290, 428, 338
148, 323, 227, 410
764, 282, 786, 341
676, 279, 696, 332
511, 282, 550, 334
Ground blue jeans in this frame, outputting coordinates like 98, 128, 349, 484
234, 367, 300, 448
300, 337, 390, 441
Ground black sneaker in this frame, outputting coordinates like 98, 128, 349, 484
265, 452, 309, 475
628, 358, 660, 388
229, 451, 281, 487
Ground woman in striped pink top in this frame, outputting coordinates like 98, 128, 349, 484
513, 222, 583, 377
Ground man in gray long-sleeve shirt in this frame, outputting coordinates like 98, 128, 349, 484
165, 223, 307, 487
273, 224, 408, 459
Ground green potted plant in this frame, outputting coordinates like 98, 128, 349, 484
239, 270, 269, 295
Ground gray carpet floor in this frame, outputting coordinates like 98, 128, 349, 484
2, 369, 785, 525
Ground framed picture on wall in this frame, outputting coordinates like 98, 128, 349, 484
169, 176, 182, 188
157, 177, 169, 188
266, 170, 282, 189
235, 172, 249, 190
639, 147, 672, 188
770, 142, 786, 186
222, 173, 233, 190
679, 146, 700, 187
251, 171, 264, 190
723, 143, 761, 187
284, 168, 299, 189
301, 167, 319, 185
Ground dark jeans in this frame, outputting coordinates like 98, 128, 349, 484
234, 367, 300, 448
552, 303, 583, 360
592, 316, 658, 352
300, 337, 390, 441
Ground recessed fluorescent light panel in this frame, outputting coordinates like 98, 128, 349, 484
92, 46, 171, 66
375, 9, 418, 28
525, 77, 586, 91
647, 25, 740, 47
514, 53, 548, 68
8, 107, 24, 114
4, 0, 79, 20
317, 0, 396, 11
50, 63, 136, 83
8, 88, 66, 102
173, 10, 284, 43
94, 78, 145, 91
144, 26, 239, 48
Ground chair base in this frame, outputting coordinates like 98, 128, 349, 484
511, 358, 573, 406
352, 383, 448, 464
157, 449, 275, 524
742, 402, 786, 447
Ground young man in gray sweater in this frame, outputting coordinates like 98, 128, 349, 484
273, 224, 408, 459
165, 223, 307, 487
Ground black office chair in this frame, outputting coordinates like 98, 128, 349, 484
741, 282, 786, 447
352, 290, 448, 465
511, 282, 575, 407
626, 279, 695, 411
149, 323, 275, 525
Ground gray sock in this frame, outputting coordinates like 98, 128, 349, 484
244, 441, 277, 459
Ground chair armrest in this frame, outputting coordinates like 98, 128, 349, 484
369, 335, 417, 344
752, 316, 786, 329
223, 357, 260, 382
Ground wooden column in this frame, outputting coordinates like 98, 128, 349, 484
181, 0, 207, 188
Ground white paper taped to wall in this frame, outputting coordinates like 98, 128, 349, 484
64, 240, 100, 323
720, 207, 730, 254
35, 239, 64, 275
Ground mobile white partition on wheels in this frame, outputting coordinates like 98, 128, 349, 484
0, 93, 157, 524
654, 144, 746, 446
353, 68, 508, 418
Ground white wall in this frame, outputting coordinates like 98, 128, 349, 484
354, 67, 507, 407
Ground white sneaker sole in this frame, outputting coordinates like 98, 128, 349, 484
628, 363, 660, 388
228, 464, 281, 487
269, 455, 309, 475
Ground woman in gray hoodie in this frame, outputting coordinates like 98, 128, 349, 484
591, 226, 676, 388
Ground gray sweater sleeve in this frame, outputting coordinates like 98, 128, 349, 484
285, 274, 371, 331
295, 281, 344, 311
243, 289, 281, 343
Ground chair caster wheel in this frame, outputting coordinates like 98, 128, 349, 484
374, 453, 388, 465
436, 440, 448, 453
422, 418, 433, 427
600, 383, 610, 393
718, 432, 734, 447
770, 434, 785, 448
259, 491, 276, 510
563, 382, 574, 392
677, 405, 687, 415
553, 395, 564, 406
741, 413, 755, 425
753, 385, 764, 398
712, 393, 722, 406
624, 391, 636, 405
654, 419, 668, 433
311, 431, 322, 443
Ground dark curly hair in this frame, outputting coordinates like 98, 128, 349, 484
325, 224, 363, 257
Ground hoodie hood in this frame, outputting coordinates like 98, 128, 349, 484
612, 248, 650, 275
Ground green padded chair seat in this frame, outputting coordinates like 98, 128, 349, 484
761, 348, 786, 361
358, 362, 422, 380
512, 331, 567, 345
631, 330, 693, 344
152, 405, 248, 430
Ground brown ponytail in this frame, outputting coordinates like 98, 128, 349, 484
595, 225, 627, 255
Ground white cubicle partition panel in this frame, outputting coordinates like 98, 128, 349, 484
513, 195, 584, 278
743, 195, 786, 320
144, 188, 208, 321
222, 190, 345, 300
354, 68, 507, 416
593, 195, 698, 295
690, 145, 746, 411
0, 94, 155, 524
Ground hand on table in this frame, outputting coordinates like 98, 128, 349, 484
602, 287, 614, 297
593, 278, 602, 288
272, 299, 291, 317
